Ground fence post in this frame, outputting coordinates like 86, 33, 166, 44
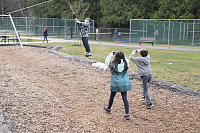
129, 19, 131, 44
168, 19, 171, 46
26, 17, 28, 36
179, 22, 182, 40
192, 19, 195, 46
95, 28, 96, 40
71, 27, 72, 39
36, 25, 37, 36
163, 21, 165, 41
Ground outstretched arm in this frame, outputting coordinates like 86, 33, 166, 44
75, 18, 82, 24
129, 50, 140, 63
105, 52, 114, 68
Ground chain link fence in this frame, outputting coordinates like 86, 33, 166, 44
2, 17, 200, 46
0, 17, 94, 39
130, 19, 200, 46
89, 27, 130, 42
0, 17, 131, 42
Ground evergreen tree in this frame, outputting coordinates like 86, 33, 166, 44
15, 0, 200, 27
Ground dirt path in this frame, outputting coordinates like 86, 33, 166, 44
0, 46, 199, 133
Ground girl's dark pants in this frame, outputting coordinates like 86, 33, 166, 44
108, 91, 129, 114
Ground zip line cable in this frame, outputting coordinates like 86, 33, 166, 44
67, 0, 78, 18
18, 1, 25, 17
66, 0, 83, 37
67, 0, 89, 19
6, 0, 53, 14
66, 0, 90, 37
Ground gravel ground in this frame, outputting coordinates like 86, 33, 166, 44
0, 46, 200, 133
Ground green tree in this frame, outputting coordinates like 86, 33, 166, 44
26, 0, 69, 18
186, 0, 200, 18
129, 0, 159, 19
19, 0, 200, 27
100, 0, 135, 27
85, 0, 102, 26
153, 0, 194, 18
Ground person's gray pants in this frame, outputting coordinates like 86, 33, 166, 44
141, 74, 152, 105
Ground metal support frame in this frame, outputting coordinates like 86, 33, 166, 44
0, 14, 23, 48
8, 14, 23, 48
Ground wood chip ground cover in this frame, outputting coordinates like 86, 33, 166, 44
0, 46, 199, 132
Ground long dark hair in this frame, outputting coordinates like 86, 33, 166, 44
109, 51, 128, 71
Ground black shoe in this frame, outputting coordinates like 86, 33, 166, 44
103, 105, 111, 114
146, 103, 154, 109
122, 114, 131, 120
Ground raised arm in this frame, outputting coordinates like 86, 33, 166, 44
105, 52, 114, 68
75, 18, 82, 24
129, 50, 142, 63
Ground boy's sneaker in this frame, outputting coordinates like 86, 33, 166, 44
85, 52, 92, 57
122, 114, 131, 120
103, 105, 111, 114
140, 96, 145, 101
146, 103, 154, 109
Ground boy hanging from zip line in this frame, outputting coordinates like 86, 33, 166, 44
75, 18, 92, 57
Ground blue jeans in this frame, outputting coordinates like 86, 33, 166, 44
81, 37, 90, 52
108, 91, 129, 114
141, 74, 152, 105
44, 36, 48, 41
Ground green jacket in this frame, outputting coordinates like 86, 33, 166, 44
105, 52, 131, 92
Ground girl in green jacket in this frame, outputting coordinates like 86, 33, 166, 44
103, 51, 131, 120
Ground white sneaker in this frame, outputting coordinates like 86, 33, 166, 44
146, 103, 154, 109
140, 96, 145, 101
85, 52, 92, 57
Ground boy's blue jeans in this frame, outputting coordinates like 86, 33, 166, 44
108, 91, 129, 114
141, 74, 152, 105
81, 37, 90, 53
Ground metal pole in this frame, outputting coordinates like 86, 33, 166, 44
163, 21, 165, 41
129, 19, 131, 43
92, 20, 94, 33
65, 19, 67, 39
53, 18, 54, 35
143, 22, 145, 37
168, 20, 171, 46
9, 13, 23, 48
71, 27, 73, 39
183, 23, 186, 40
186, 23, 189, 40
179, 22, 181, 40
146, 20, 148, 37
172, 22, 174, 40
192, 20, 195, 46
154, 23, 155, 38
26, 17, 28, 36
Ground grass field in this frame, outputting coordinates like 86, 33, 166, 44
31, 41, 200, 90
20, 38, 42, 42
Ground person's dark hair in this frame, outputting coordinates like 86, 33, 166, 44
109, 51, 128, 71
140, 49, 148, 57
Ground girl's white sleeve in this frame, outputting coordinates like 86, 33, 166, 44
125, 57, 129, 67
105, 52, 113, 67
